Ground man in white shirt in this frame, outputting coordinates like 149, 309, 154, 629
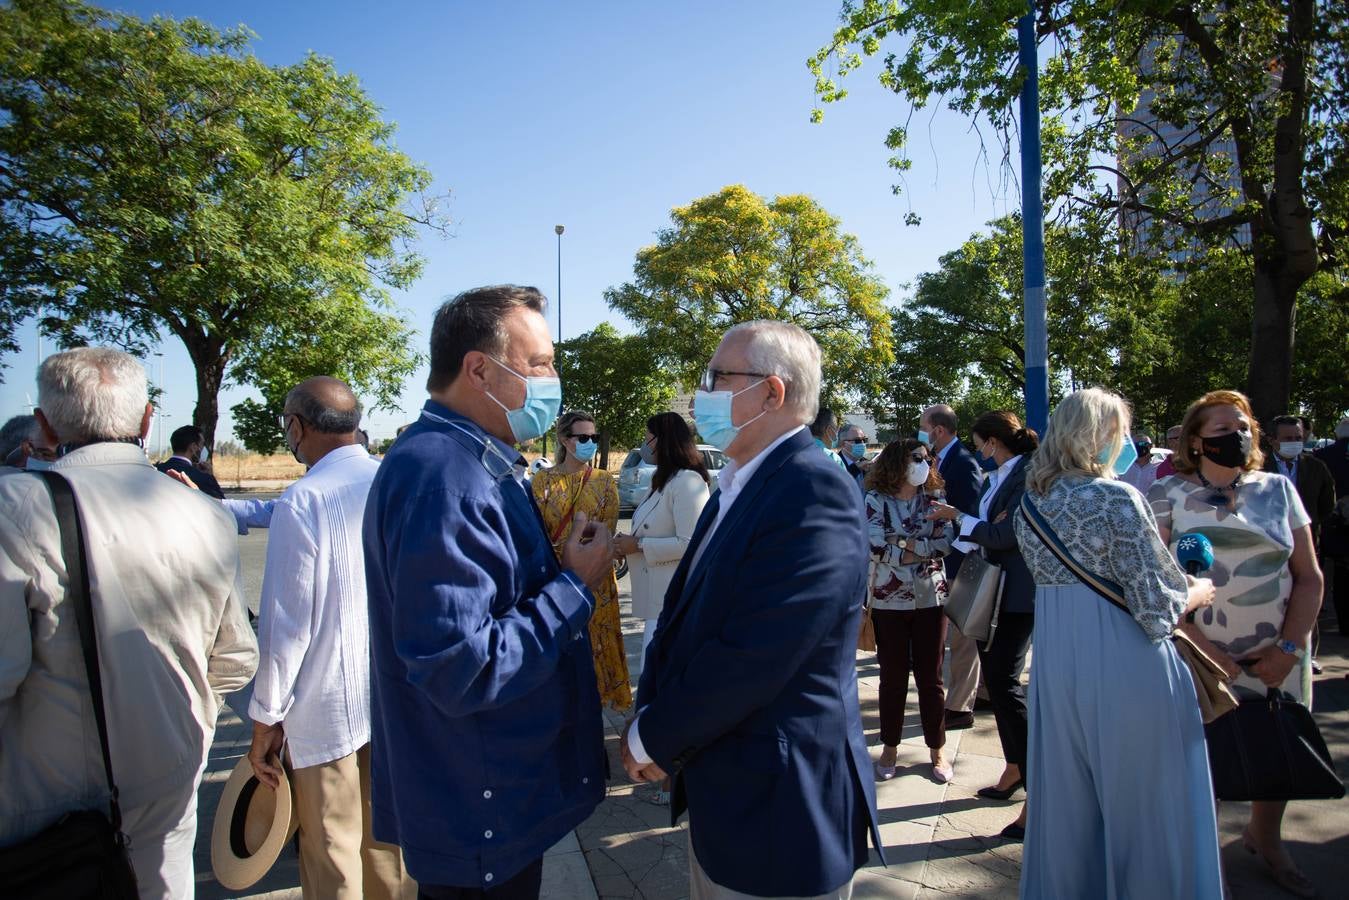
247, 377, 412, 900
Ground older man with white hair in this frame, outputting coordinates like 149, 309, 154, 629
623, 320, 882, 899
0, 347, 257, 899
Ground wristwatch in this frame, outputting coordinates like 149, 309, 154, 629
1276, 639, 1305, 660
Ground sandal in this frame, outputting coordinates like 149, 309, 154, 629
645, 789, 670, 807
873, 760, 897, 782
1241, 828, 1317, 898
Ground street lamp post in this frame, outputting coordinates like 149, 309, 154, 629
554, 225, 565, 342
155, 352, 164, 457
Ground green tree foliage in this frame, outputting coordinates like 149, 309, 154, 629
605, 185, 894, 415
554, 323, 677, 470
812, 0, 1349, 424
886, 219, 1344, 441
0, 0, 445, 445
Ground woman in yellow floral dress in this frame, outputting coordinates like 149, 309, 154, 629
532, 410, 632, 711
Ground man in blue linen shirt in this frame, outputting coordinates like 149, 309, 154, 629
363, 285, 615, 900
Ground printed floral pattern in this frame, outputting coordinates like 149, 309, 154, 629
865, 490, 952, 610
1016, 475, 1189, 642
1147, 471, 1311, 699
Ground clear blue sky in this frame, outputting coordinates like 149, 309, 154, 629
1, 0, 1018, 443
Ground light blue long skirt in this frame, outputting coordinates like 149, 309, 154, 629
1020, 585, 1224, 899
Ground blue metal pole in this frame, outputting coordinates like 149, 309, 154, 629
1019, 3, 1049, 435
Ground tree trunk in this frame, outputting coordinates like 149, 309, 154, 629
1242, 0, 1318, 427
1245, 264, 1300, 427
599, 432, 611, 471
179, 335, 230, 449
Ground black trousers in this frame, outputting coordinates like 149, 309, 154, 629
1331, 557, 1349, 636
418, 858, 543, 900
978, 610, 1034, 769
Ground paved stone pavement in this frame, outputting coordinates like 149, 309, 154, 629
195, 509, 1348, 898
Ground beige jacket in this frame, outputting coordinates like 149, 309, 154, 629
0, 443, 257, 846
627, 469, 711, 620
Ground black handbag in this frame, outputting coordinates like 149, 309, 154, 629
1204, 688, 1345, 802
0, 472, 139, 898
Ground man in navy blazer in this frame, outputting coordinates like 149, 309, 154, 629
921, 404, 983, 729
623, 321, 882, 898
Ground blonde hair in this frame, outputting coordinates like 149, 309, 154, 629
554, 409, 595, 464
1026, 388, 1132, 495
1174, 390, 1264, 474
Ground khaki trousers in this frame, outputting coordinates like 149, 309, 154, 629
289, 743, 415, 900
689, 829, 853, 900
945, 623, 983, 712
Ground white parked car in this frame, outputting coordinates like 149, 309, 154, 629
618, 444, 726, 512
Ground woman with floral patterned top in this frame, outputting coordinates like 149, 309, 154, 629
1016, 388, 1222, 899
864, 438, 955, 784
1148, 390, 1323, 898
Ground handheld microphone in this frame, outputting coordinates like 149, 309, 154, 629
1176, 533, 1215, 624
1176, 533, 1215, 576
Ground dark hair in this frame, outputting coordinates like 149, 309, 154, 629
971, 410, 1039, 456
554, 409, 595, 464
426, 285, 548, 392
170, 424, 203, 453
0, 414, 39, 461
809, 408, 837, 438
648, 412, 708, 493
1270, 415, 1303, 435
865, 438, 944, 496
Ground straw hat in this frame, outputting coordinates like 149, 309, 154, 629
210, 755, 298, 890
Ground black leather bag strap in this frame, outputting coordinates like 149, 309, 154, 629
37, 470, 124, 834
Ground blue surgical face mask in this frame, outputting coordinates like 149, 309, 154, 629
485, 357, 562, 444
639, 440, 656, 465
917, 429, 931, 446
693, 380, 766, 452
849, 441, 867, 459
1099, 437, 1139, 476
572, 438, 598, 462
25, 458, 53, 471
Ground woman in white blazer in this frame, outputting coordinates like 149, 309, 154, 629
614, 412, 711, 660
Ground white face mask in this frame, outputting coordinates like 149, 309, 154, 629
907, 460, 931, 486
1276, 441, 1303, 460
198, 446, 210, 464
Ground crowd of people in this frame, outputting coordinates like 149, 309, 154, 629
0, 283, 1345, 900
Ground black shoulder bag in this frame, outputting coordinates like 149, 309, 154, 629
0, 471, 139, 898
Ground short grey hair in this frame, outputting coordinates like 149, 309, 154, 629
723, 321, 821, 423
0, 414, 41, 461
38, 347, 148, 443
285, 379, 362, 434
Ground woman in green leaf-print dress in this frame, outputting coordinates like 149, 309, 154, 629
1147, 391, 1324, 899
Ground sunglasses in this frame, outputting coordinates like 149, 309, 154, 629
910, 452, 929, 464
568, 433, 598, 444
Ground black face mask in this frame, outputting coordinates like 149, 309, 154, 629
1200, 430, 1251, 468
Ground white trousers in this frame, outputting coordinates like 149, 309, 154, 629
120, 770, 202, 900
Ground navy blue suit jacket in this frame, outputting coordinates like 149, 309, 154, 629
966, 457, 1035, 614
155, 457, 225, 499
937, 439, 982, 578
636, 428, 882, 895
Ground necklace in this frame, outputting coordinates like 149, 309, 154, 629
1196, 468, 1242, 507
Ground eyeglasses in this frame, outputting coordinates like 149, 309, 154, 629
568, 433, 598, 444
277, 413, 305, 431
699, 367, 769, 392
